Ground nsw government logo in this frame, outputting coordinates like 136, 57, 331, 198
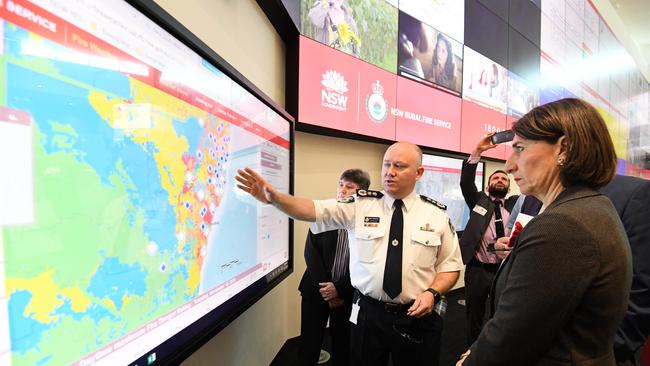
365, 80, 388, 124
321, 70, 348, 111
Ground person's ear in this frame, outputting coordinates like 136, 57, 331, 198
415, 166, 424, 181
556, 136, 567, 165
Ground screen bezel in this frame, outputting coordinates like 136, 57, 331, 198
120, 1, 295, 365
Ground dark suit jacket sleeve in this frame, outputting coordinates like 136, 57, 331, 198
464, 213, 600, 365
615, 179, 650, 352
304, 229, 332, 286
461, 160, 481, 209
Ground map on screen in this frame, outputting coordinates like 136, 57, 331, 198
416, 153, 483, 232
0, 1, 291, 365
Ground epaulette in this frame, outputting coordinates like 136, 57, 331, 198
337, 196, 355, 203
420, 195, 447, 210
356, 189, 383, 198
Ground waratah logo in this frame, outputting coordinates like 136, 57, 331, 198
321, 70, 349, 111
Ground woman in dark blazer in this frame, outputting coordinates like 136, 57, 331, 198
457, 98, 632, 366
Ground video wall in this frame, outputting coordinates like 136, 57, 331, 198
539, 0, 649, 176
297, 0, 650, 176
0, 0, 292, 365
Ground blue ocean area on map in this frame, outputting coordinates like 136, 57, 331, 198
8, 291, 50, 354
173, 116, 203, 154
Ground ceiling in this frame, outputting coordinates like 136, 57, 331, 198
607, 0, 650, 81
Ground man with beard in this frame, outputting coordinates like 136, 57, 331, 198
459, 134, 519, 345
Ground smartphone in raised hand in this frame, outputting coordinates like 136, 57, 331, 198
491, 130, 514, 144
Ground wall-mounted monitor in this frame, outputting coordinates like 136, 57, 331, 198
398, 0, 464, 43
508, 27, 540, 86
507, 71, 539, 118
462, 46, 508, 114
508, 0, 541, 46
300, 0, 398, 72
464, 0, 508, 68
298, 36, 397, 141
397, 11, 463, 96
0, 1, 293, 365
416, 153, 484, 232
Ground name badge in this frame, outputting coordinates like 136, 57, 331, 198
473, 205, 488, 216
364, 216, 380, 227
350, 301, 360, 324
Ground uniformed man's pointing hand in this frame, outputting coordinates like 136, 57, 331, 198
236, 167, 275, 204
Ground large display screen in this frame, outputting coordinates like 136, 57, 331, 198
298, 36, 397, 140
394, 77, 461, 151
300, 0, 398, 72
397, 11, 463, 96
416, 153, 484, 232
462, 46, 508, 114
398, 0, 464, 44
507, 71, 539, 118
0, 1, 292, 365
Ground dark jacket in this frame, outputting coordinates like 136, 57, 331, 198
459, 160, 518, 264
299, 229, 353, 301
465, 186, 633, 366
601, 174, 650, 358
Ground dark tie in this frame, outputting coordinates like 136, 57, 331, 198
493, 199, 505, 239
383, 199, 403, 299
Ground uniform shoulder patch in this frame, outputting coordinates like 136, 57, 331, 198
356, 189, 383, 199
337, 196, 355, 203
420, 195, 447, 210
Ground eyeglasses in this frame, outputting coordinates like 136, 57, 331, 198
392, 325, 423, 344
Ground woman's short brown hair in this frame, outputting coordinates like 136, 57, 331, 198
512, 98, 616, 189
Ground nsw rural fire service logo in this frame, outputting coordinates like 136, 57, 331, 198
321, 70, 348, 111
365, 80, 388, 124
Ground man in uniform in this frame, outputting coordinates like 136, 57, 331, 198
236, 142, 463, 366
459, 134, 519, 345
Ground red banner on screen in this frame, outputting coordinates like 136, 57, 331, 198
298, 36, 396, 140
460, 100, 507, 160
394, 77, 461, 151
0, 0, 289, 150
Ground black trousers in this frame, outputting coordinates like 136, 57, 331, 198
350, 294, 443, 366
297, 294, 352, 366
464, 259, 499, 346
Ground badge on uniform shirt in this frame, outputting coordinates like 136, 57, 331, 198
419, 223, 435, 232
473, 205, 488, 216
364, 216, 380, 227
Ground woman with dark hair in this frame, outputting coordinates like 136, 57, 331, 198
431, 33, 455, 90
456, 98, 632, 366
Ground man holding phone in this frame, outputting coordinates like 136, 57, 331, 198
459, 132, 519, 346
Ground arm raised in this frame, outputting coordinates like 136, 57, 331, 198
236, 167, 316, 222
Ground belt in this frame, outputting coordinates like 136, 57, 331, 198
356, 291, 413, 315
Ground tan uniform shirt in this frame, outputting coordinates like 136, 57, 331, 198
311, 189, 463, 304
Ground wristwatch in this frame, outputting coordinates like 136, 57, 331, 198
425, 287, 439, 301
